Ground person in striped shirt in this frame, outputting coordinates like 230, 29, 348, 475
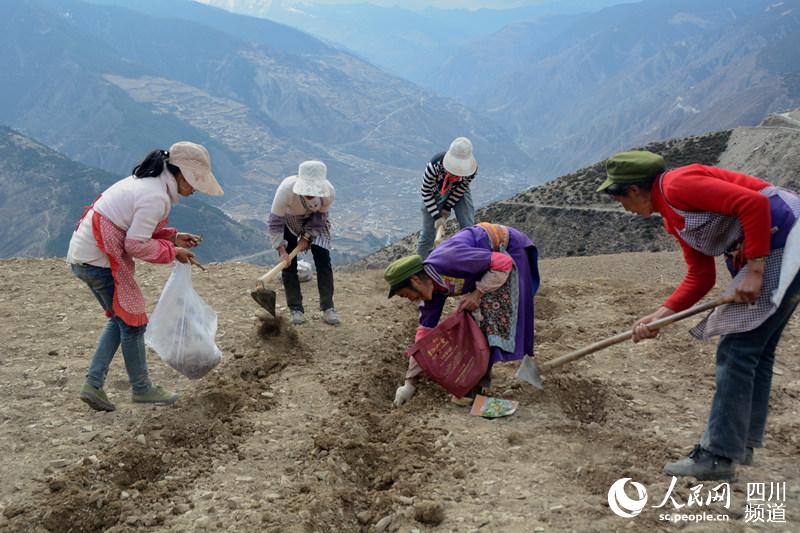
417, 137, 478, 258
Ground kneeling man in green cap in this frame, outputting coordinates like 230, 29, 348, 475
600, 150, 800, 481
385, 222, 539, 406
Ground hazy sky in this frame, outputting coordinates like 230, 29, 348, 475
330, 1, 531, 6
200, 1, 595, 13
285, 1, 543, 9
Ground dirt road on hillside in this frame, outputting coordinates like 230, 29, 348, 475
1, 253, 799, 532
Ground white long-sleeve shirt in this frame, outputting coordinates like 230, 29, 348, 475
67, 171, 179, 267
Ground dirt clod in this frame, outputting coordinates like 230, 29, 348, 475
257, 315, 285, 338
507, 431, 525, 446
414, 501, 445, 525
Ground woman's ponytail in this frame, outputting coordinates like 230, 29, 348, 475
132, 149, 169, 178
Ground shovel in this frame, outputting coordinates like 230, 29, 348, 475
250, 247, 302, 316
516, 295, 735, 389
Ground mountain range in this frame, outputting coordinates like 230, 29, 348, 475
356, 108, 800, 267
202, 0, 800, 184
0, 125, 269, 263
198, 0, 632, 83
4, 0, 800, 265
0, 0, 533, 250
430, 0, 800, 176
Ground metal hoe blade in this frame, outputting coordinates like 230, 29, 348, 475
515, 355, 543, 390
251, 246, 303, 318
250, 287, 277, 317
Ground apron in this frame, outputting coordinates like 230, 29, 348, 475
474, 223, 519, 352
90, 211, 173, 327
659, 178, 800, 339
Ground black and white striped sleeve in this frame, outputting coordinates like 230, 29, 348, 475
421, 160, 442, 218
442, 172, 476, 211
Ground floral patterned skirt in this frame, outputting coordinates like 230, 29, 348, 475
477, 267, 519, 354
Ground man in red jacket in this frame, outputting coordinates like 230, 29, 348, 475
599, 151, 800, 481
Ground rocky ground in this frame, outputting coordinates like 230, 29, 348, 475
1, 251, 799, 532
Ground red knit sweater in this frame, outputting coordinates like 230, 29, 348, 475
650, 164, 772, 311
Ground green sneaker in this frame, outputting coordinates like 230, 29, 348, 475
132, 385, 178, 405
79, 384, 116, 412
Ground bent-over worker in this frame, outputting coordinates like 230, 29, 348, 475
386, 223, 539, 406
599, 150, 800, 481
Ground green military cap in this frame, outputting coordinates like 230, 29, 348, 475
597, 150, 666, 192
384, 255, 424, 298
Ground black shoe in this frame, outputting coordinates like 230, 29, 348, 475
663, 445, 736, 481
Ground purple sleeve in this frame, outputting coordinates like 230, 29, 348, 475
268, 213, 285, 235
425, 233, 492, 278
418, 292, 447, 328
268, 213, 286, 249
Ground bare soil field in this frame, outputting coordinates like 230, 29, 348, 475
1, 251, 799, 532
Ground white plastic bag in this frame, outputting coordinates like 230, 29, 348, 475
145, 262, 222, 379
280, 259, 313, 283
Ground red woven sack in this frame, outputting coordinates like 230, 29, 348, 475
404, 311, 490, 398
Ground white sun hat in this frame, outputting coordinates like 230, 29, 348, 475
443, 137, 477, 177
293, 160, 330, 197
168, 141, 224, 196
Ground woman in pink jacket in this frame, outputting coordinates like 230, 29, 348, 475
67, 142, 223, 411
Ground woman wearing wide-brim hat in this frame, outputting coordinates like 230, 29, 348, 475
67, 141, 223, 412
268, 160, 339, 326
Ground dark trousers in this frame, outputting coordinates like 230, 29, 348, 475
700, 270, 800, 460
282, 226, 334, 312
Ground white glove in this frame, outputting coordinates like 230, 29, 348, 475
434, 217, 447, 231
393, 383, 416, 407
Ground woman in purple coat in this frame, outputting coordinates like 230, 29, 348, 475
385, 223, 539, 406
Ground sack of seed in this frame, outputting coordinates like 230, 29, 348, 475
145, 262, 222, 379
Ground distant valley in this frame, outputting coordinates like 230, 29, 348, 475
204, 0, 800, 183
0, 0, 532, 256
3, 0, 799, 264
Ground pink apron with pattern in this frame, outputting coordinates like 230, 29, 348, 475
90, 211, 171, 327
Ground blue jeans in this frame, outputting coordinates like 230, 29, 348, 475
417, 189, 475, 259
71, 263, 151, 393
700, 270, 800, 461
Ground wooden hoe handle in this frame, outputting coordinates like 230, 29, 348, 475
258, 246, 302, 285
541, 295, 736, 372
